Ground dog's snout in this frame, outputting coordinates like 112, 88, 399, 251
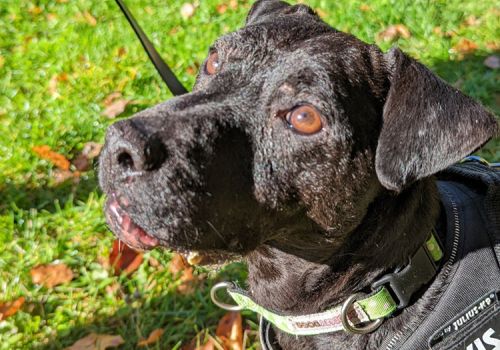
105, 120, 168, 174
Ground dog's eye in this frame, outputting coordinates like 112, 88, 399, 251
286, 105, 323, 135
205, 52, 220, 75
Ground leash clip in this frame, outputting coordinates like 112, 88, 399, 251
210, 282, 244, 311
341, 293, 383, 334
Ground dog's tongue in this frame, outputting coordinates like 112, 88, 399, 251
107, 197, 159, 249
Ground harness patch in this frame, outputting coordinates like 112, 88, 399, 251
429, 291, 500, 349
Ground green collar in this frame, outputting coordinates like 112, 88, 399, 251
211, 232, 443, 336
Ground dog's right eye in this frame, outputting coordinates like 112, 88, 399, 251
205, 52, 220, 75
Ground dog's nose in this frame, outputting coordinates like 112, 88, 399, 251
105, 120, 168, 173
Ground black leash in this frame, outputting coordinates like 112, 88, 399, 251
115, 0, 188, 96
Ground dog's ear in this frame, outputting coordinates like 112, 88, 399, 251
246, 0, 316, 25
375, 48, 498, 192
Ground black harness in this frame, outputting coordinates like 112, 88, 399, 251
260, 160, 500, 350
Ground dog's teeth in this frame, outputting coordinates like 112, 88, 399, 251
187, 251, 203, 265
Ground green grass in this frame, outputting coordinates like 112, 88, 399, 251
0, 0, 498, 349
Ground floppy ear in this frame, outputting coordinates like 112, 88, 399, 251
246, 0, 316, 25
375, 48, 498, 192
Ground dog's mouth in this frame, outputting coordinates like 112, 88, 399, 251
104, 193, 241, 266
105, 193, 160, 250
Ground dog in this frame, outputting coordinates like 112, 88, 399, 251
99, 1, 500, 349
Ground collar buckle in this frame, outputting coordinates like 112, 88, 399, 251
371, 243, 439, 309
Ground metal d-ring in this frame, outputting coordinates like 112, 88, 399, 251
341, 293, 384, 334
210, 282, 244, 311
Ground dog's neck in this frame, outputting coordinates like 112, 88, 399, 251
245, 178, 441, 349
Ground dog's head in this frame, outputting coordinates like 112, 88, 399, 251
99, 0, 497, 263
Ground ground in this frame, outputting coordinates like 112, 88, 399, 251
0, 0, 498, 349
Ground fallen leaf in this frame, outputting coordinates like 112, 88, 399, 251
138, 328, 164, 347
433, 26, 442, 35
182, 334, 215, 350
181, 3, 196, 19
377, 24, 411, 42
462, 15, 480, 27
31, 263, 74, 288
0, 297, 25, 321
52, 169, 79, 185
83, 11, 97, 26
102, 99, 129, 118
229, 0, 238, 10
72, 142, 102, 172
144, 6, 154, 15
48, 73, 68, 98
29, 6, 43, 16
0, 55, 4, 69
148, 256, 161, 267
47, 13, 57, 21
486, 42, 500, 51
484, 55, 500, 69
216, 4, 228, 14
169, 254, 197, 294
105, 282, 121, 296
109, 239, 143, 275
32, 145, 71, 171
117, 47, 127, 57
49, 75, 60, 98
216, 312, 243, 350
315, 8, 327, 19
451, 38, 478, 55
65, 333, 124, 350
102, 92, 122, 106
359, 4, 371, 12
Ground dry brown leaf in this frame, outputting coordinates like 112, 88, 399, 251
102, 92, 122, 106
117, 47, 127, 57
31, 263, 74, 288
451, 38, 478, 55
0, 297, 25, 321
433, 26, 442, 36
216, 312, 243, 350
216, 4, 228, 14
462, 15, 480, 27
65, 333, 124, 350
83, 11, 97, 26
359, 4, 371, 12
148, 256, 161, 267
484, 55, 500, 69
182, 335, 215, 350
47, 13, 57, 21
169, 254, 197, 294
102, 99, 130, 118
377, 24, 411, 42
0, 55, 4, 69
137, 328, 164, 347
72, 142, 102, 172
229, 0, 238, 10
32, 145, 71, 171
486, 42, 500, 51
29, 6, 43, 16
109, 239, 143, 276
314, 8, 327, 19
181, 3, 196, 19
52, 169, 79, 185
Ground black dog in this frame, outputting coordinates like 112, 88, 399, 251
99, 1, 499, 349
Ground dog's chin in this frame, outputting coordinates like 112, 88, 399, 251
104, 193, 242, 266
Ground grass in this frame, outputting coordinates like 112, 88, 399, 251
0, 0, 498, 349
